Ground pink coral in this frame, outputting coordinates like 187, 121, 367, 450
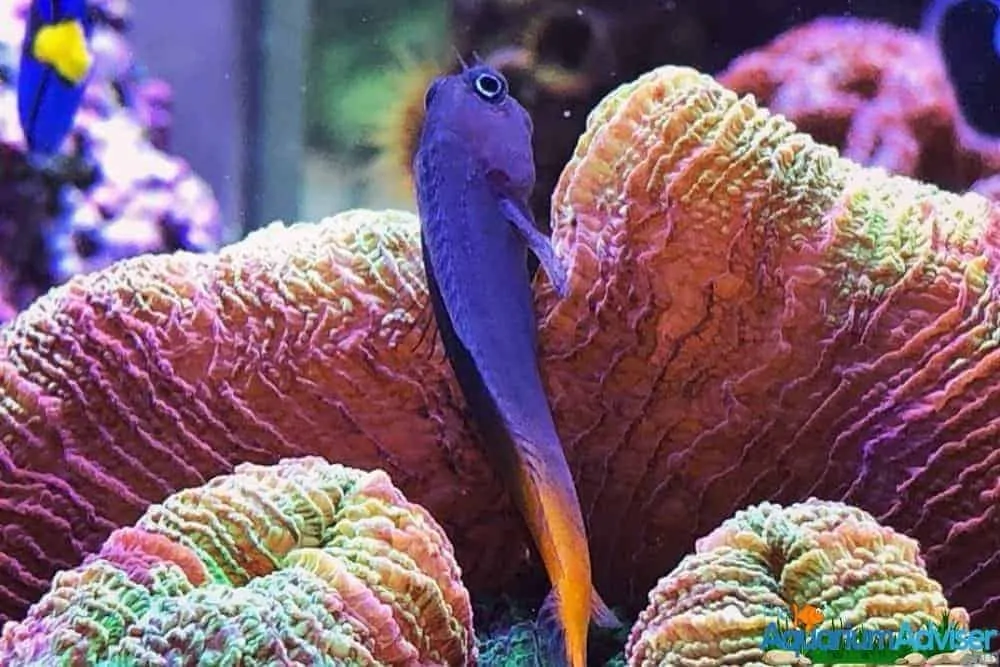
0, 457, 475, 665
0, 209, 508, 625
718, 17, 1000, 198
540, 65, 1000, 628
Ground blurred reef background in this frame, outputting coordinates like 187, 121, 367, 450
2, 0, 999, 324
298, 0, 1000, 249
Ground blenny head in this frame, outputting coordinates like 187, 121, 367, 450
420, 57, 535, 198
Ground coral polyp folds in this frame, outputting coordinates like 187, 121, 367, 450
540, 65, 1000, 627
0, 457, 476, 665
625, 499, 968, 665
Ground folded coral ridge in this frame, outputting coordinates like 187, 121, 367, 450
625, 499, 967, 665
0, 456, 475, 665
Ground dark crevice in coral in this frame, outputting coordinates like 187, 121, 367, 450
916, 125, 966, 192
844, 75, 880, 99
474, 591, 632, 665
799, 116, 851, 150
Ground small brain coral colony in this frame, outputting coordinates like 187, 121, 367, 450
6, 63, 1000, 642
0, 0, 222, 323
0, 456, 475, 665
625, 499, 970, 666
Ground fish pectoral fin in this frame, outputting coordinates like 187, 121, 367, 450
497, 196, 570, 298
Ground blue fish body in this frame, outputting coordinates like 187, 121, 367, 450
17, 0, 93, 156
413, 60, 617, 667
923, 0, 1000, 136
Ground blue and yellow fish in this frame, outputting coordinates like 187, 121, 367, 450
17, 0, 94, 157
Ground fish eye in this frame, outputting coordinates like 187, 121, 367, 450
473, 72, 506, 102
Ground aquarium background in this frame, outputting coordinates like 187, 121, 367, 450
129, 0, 934, 240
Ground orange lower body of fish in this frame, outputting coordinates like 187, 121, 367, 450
511, 435, 619, 666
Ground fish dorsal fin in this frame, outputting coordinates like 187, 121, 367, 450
452, 45, 468, 71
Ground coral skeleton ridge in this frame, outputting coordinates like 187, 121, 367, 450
0, 456, 475, 665
625, 499, 968, 666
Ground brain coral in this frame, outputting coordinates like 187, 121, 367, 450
538, 65, 1000, 627
717, 18, 1000, 198
3, 66, 1000, 633
0, 456, 475, 665
0, 209, 511, 624
625, 499, 968, 665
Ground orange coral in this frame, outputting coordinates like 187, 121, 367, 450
718, 18, 1000, 198
0, 457, 474, 665
539, 65, 1000, 627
